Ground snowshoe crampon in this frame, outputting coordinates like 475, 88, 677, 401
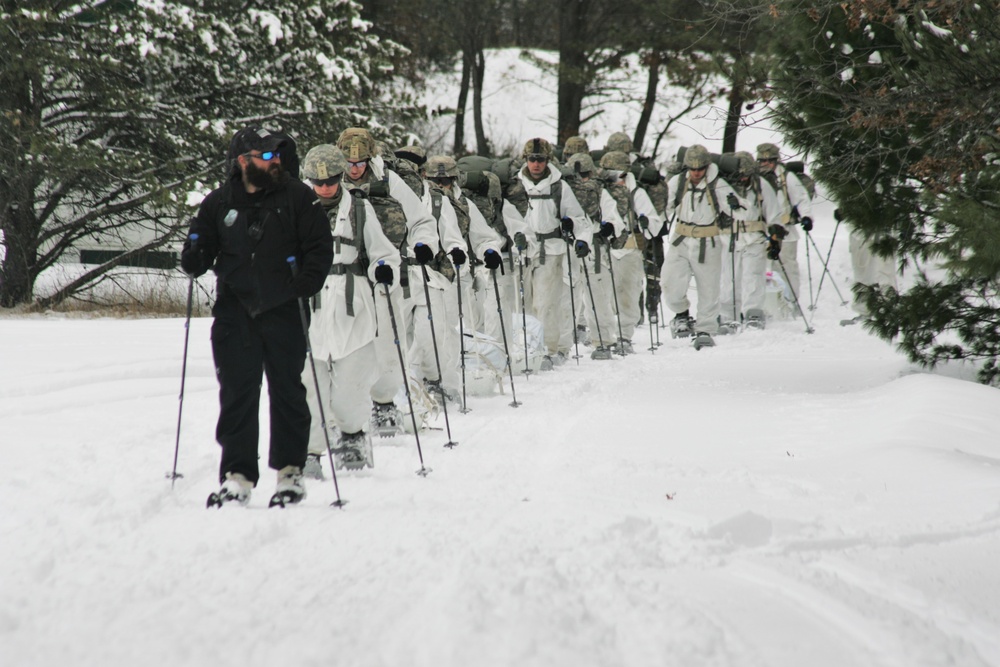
692, 332, 716, 350
268, 489, 304, 508
334, 432, 374, 471
590, 346, 614, 361
670, 316, 694, 339
371, 402, 405, 438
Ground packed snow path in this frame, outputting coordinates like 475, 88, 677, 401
2, 306, 999, 667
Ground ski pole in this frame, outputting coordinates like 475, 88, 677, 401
167, 233, 198, 488
379, 271, 432, 476
761, 236, 814, 334
455, 262, 470, 414
489, 265, 521, 407
813, 210, 845, 306
418, 261, 458, 448
730, 228, 739, 325
287, 256, 347, 508
604, 243, 627, 355
806, 228, 849, 307
580, 258, 609, 354
563, 232, 582, 364
517, 253, 532, 376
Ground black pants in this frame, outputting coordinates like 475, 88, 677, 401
211, 294, 310, 485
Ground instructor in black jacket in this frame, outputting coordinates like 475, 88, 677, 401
181, 126, 333, 507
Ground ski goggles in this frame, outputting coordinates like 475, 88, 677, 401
246, 151, 280, 162
526, 154, 548, 163
347, 160, 368, 168
310, 176, 342, 188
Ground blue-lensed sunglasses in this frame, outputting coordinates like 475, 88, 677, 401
247, 151, 280, 161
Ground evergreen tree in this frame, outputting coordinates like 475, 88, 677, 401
1, 0, 412, 308
767, 1, 1000, 384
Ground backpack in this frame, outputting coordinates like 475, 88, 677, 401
629, 156, 668, 217
784, 161, 817, 199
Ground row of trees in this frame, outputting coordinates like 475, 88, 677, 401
2, 1, 999, 383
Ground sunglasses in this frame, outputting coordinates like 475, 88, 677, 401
758, 158, 777, 164
347, 160, 368, 168
689, 165, 707, 172
247, 151, 280, 162
526, 155, 548, 163
310, 176, 341, 188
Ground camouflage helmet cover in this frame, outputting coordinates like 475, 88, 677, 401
395, 145, 427, 167
302, 144, 348, 180
563, 136, 590, 158
599, 150, 631, 172
521, 137, 554, 160
337, 127, 376, 162
565, 152, 596, 174
734, 151, 757, 178
756, 142, 781, 161
425, 155, 459, 179
605, 131, 634, 154
683, 144, 712, 169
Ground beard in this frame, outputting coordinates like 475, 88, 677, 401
244, 160, 288, 190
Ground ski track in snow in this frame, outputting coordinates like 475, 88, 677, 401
4, 249, 1000, 666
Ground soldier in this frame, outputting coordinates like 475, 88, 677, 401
562, 135, 590, 161
756, 142, 814, 316
335, 128, 438, 443
563, 152, 625, 358
299, 144, 400, 470
718, 151, 785, 331
600, 150, 664, 353
663, 145, 750, 348
503, 137, 591, 367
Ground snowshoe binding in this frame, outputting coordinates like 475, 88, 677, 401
692, 332, 716, 351
670, 312, 694, 339
744, 308, 766, 331
303, 453, 325, 480
590, 345, 614, 361
206, 472, 252, 508
716, 317, 738, 335
371, 401, 404, 438
268, 465, 306, 508
334, 431, 374, 471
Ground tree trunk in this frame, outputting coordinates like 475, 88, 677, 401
454, 50, 472, 155
557, 0, 588, 143
472, 48, 489, 155
0, 207, 40, 308
722, 75, 744, 154
633, 51, 662, 155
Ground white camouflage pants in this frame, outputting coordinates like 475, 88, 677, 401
664, 235, 723, 334
305, 342, 378, 456
408, 267, 460, 396
532, 252, 572, 355
720, 232, 768, 322
370, 284, 410, 405
611, 249, 644, 342
849, 228, 898, 315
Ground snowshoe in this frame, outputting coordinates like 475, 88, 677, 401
670, 313, 694, 339
269, 466, 306, 508
840, 316, 862, 326
716, 320, 738, 335
334, 431, 374, 471
616, 339, 634, 355
575, 324, 592, 347
744, 308, 766, 331
371, 401, 404, 438
692, 332, 716, 350
206, 472, 252, 508
539, 355, 554, 372
590, 345, 614, 361
303, 453, 325, 480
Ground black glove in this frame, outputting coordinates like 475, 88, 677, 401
449, 247, 467, 266
800, 216, 813, 232
179, 234, 210, 277
767, 236, 782, 260
514, 232, 527, 252
717, 213, 733, 230
575, 240, 590, 258
766, 224, 787, 260
483, 249, 501, 270
290, 273, 314, 298
374, 262, 393, 285
727, 192, 744, 210
561, 217, 574, 234
599, 221, 615, 238
414, 242, 434, 265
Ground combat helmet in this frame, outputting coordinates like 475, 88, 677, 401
565, 152, 596, 176
522, 137, 554, 160
302, 144, 348, 182
604, 132, 634, 154
563, 136, 590, 159
683, 144, 712, 169
756, 143, 781, 161
425, 155, 459, 180
337, 127, 376, 162
599, 150, 631, 173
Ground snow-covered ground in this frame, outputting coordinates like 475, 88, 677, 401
4, 240, 1000, 667
4, 48, 1000, 667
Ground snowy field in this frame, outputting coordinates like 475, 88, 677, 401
3, 241, 1000, 666
4, 48, 1000, 667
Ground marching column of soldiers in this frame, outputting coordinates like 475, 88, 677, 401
184, 123, 820, 503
